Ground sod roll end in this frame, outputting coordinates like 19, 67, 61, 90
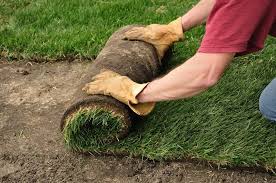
61, 95, 132, 151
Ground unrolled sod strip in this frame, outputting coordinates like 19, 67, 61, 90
60, 25, 162, 152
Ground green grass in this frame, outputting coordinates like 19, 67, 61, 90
1, 0, 276, 170
0, 0, 196, 58
63, 108, 126, 151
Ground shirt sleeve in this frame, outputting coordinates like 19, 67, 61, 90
198, 0, 275, 56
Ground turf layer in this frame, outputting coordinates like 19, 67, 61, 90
63, 108, 126, 151
1, 0, 276, 170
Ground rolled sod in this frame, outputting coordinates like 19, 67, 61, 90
60, 26, 162, 151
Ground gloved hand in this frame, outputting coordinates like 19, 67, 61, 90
82, 70, 155, 116
124, 17, 184, 60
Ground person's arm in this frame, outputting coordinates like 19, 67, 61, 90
181, 0, 216, 31
81, 52, 234, 115
137, 52, 235, 103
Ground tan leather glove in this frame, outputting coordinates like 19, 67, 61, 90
124, 17, 184, 60
82, 70, 155, 116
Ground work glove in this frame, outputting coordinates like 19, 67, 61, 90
124, 17, 184, 60
82, 70, 155, 116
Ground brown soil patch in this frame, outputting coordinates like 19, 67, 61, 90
0, 60, 275, 182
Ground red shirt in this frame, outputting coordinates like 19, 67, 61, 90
199, 0, 276, 56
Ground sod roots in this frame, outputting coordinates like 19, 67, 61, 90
60, 25, 162, 151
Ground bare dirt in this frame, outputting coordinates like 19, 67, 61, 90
0, 60, 275, 183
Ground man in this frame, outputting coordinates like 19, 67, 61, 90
83, 0, 276, 122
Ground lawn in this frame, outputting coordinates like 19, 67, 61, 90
1, 0, 275, 170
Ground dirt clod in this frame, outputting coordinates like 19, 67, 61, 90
16, 68, 30, 75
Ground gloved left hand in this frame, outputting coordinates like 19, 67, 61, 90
82, 70, 155, 116
123, 17, 184, 60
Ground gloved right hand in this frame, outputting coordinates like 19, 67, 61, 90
82, 70, 155, 116
123, 17, 184, 60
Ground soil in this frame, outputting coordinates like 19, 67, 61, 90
0, 59, 275, 183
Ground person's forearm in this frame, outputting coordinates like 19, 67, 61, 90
181, 0, 216, 31
137, 53, 234, 103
